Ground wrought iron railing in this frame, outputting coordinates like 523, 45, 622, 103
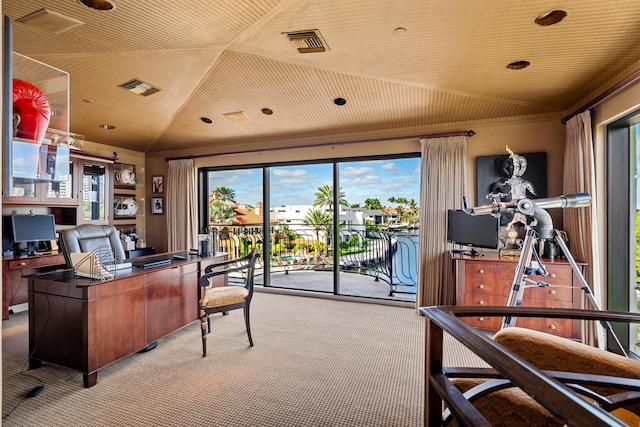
210, 222, 418, 296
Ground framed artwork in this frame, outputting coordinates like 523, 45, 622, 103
151, 196, 164, 215
152, 175, 164, 193
476, 152, 547, 225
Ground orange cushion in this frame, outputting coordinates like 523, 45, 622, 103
201, 286, 248, 308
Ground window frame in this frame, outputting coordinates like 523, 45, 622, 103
606, 110, 640, 351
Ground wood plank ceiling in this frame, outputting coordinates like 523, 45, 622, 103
4, 0, 640, 156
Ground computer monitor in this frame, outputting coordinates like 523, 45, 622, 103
447, 209, 499, 256
11, 213, 56, 255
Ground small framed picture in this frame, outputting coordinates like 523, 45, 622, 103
152, 175, 164, 193
151, 196, 164, 215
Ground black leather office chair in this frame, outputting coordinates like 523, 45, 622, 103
59, 224, 126, 267
198, 248, 259, 357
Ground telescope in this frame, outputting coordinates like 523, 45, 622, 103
462, 193, 591, 216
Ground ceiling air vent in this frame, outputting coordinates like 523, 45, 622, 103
17, 9, 84, 34
118, 79, 160, 97
284, 30, 329, 53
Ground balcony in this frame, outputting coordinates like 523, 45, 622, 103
210, 222, 418, 302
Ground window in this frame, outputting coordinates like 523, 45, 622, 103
199, 154, 420, 302
607, 112, 640, 353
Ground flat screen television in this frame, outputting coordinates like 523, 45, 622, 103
447, 209, 499, 256
10, 213, 57, 255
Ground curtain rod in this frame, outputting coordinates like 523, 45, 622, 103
562, 68, 640, 124
164, 130, 475, 161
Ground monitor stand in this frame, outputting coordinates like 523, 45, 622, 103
452, 247, 483, 257
26, 242, 37, 255
468, 247, 483, 257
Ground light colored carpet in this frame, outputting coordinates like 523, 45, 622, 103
2, 292, 486, 426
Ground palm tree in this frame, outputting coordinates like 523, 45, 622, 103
303, 208, 332, 242
313, 185, 348, 212
364, 198, 383, 210
406, 198, 419, 225
213, 187, 236, 204
209, 200, 236, 226
395, 197, 409, 224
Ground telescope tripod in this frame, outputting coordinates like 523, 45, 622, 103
502, 227, 627, 356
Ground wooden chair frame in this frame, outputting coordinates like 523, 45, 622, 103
421, 306, 640, 427
198, 248, 259, 357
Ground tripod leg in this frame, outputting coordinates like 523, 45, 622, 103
553, 230, 628, 357
502, 229, 538, 329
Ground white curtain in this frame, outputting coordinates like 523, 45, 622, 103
563, 110, 600, 346
416, 136, 467, 310
167, 159, 198, 251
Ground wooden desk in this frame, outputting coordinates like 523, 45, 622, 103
27, 252, 227, 387
2, 252, 66, 320
452, 252, 586, 340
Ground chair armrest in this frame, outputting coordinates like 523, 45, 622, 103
203, 250, 256, 274
199, 249, 258, 288
199, 264, 252, 287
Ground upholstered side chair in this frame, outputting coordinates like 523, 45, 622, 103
198, 248, 259, 357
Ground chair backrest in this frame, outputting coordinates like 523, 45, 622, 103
59, 224, 126, 267
200, 248, 259, 292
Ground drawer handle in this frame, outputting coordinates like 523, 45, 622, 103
478, 269, 484, 274
478, 284, 484, 289
549, 289, 556, 295
19, 262, 26, 266
549, 324, 556, 330
479, 300, 485, 305
478, 317, 485, 322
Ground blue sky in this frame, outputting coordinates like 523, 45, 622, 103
207, 157, 421, 208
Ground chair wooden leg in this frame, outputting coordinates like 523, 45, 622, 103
207, 315, 211, 333
200, 311, 208, 357
244, 305, 253, 347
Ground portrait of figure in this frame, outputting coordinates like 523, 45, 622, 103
152, 175, 164, 193
488, 147, 536, 227
476, 148, 547, 226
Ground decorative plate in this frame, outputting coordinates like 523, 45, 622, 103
115, 198, 138, 216
120, 168, 136, 185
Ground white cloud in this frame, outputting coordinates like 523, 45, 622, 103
272, 168, 309, 177
381, 162, 401, 175
341, 166, 375, 177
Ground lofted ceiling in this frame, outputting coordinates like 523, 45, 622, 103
4, 0, 640, 157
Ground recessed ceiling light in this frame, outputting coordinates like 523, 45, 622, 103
78, 0, 115, 11
261, 108, 273, 115
535, 10, 567, 26
334, 97, 347, 106
200, 117, 213, 124
506, 61, 530, 70
99, 124, 115, 129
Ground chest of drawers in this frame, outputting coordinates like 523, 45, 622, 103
453, 253, 585, 339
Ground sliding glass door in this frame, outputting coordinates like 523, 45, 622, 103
200, 154, 419, 302
337, 158, 420, 301
204, 167, 264, 275
269, 163, 334, 293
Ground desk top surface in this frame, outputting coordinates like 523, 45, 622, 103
25, 251, 229, 286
